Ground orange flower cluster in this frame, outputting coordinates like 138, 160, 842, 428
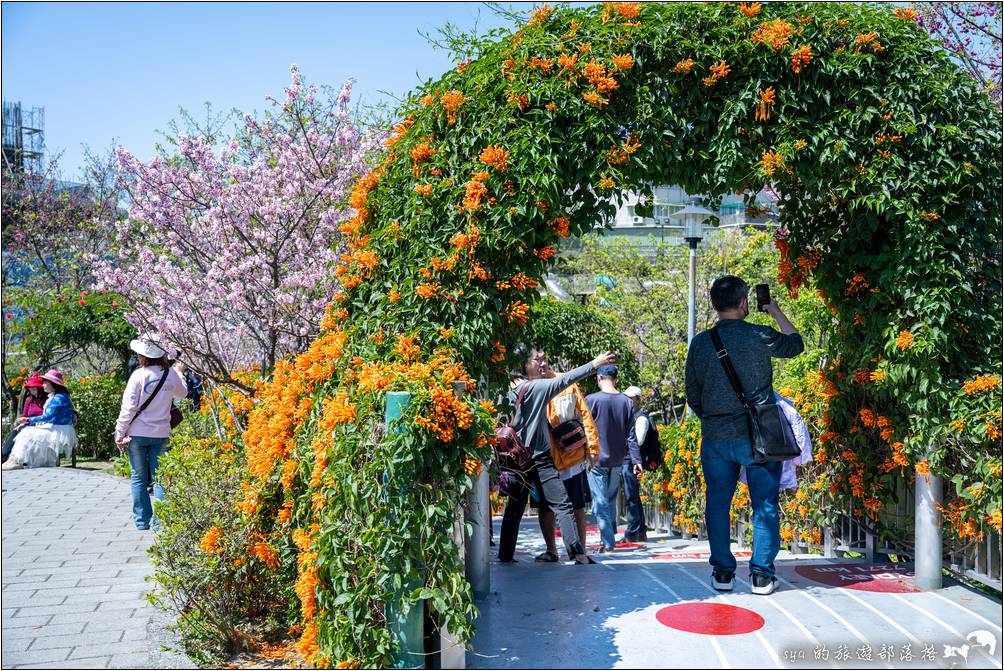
853, 368, 872, 384
791, 45, 812, 74
855, 32, 884, 53
755, 87, 776, 121
759, 149, 784, 176
534, 245, 557, 260
739, 2, 761, 17
549, 216, 571, 237
243, 360, 312, 481
607, 135, 642, 165
503, 301, 530, 324
464, 456, 481, 477
752, 19, 794, 50
940, 499, 984, 541
479, 145, 510, 172
603, 2, 642, 19
281, 459, 299, 492
388, 289, 401, 303
414, 183, 434, 197
464, 171, 490, 211
490, 342, 506, 363
251, 541, 279, 569
895, 330, 914, 350
860, 408, 877, 428
342, 168, 382, 238
963, 375, 1001, 395
845, 272, 869, 296
583, 60, 620, 95
415, 385, 474, 442
527, 56, 555, 73
870, 370, 886, 383
199, 526, 224, 555
582, 91, 607, 107
673, 59, 695, 74
918, 210, 940, 221
384, 115, 415, 151
440, 90, 467, 125
395, 334, 420, 362
508, 91, 530, 110
528, 3, 554, 27
895, 6, 918, 20
875, 133, 903, 145
410, 140, 436, 177
416, 283, 441, 299
319, 390, 357, 433
703, 61, 731, 87
497, 272, 539, 291
612, 53, 634, 70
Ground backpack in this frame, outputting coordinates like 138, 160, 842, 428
637, 409, 663, 472
494, 382, 532, 472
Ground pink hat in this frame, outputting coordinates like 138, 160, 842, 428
24, 374, 45, 388
39, 369, 66, 387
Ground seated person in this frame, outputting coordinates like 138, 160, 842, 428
2, 374, 48, 463
3, 370, 77, 470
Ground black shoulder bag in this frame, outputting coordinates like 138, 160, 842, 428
709, 326, 799, 463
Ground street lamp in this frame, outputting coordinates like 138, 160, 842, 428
671, 196, 718, 347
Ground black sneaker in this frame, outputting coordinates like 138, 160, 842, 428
751, 573, 778, 595
711, 569, 735, 591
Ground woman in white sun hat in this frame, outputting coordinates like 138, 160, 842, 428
3, 369, 78, 470
114, 332, 188, 530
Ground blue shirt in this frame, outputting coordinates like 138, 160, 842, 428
27, 392, 75, 426
585, 391, 640, 468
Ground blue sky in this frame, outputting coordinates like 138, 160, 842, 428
2, 2, 522, 180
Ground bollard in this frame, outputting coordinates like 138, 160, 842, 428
465, 466, 491, 599
384, 392, 425, 669
914, 466, 943, 590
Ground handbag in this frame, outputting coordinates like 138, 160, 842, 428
709, 326, 800, 463
551, 418, 587, 454
494, 383, 533, 472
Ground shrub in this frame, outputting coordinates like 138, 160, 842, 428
148, 423, 291, 666
66, 374, 125, 460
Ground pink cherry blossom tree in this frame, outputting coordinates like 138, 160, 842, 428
97, 66, 383, 392
914, 2, 1003, 106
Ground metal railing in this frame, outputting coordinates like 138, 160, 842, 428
641, 474, 1002, 591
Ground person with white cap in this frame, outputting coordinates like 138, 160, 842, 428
622, 386, 657, 542
3, 369, 78, 470
114, 332, 188, 530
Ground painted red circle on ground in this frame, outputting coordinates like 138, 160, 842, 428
656, 603, 765, 635
588, 542, 645, 551
794, 563, 918, 593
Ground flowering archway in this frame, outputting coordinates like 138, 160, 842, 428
239, 2, 1002, 665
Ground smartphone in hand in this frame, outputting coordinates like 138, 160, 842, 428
755, 284, 771, 312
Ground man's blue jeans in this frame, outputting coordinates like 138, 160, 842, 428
621, 463, 646, 537
127, 436, 168, 530
701, 436, 782, 578
587, 466, 622, 550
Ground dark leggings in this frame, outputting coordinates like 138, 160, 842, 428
497, 451, 584, 561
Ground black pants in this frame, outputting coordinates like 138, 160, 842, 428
498, 450, 584, 561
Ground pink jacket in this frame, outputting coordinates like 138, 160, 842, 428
115, 366, 188, 440
21, 394, 46, 418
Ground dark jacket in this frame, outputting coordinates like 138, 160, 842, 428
685, 318, 804, 441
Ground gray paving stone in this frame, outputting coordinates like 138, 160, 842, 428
48, 608, 139, 626
4, 578, 80, 592
62, 589, 143, 605
2, 637, 34, 653
69, 641, 150, 659
13, 602, 97, 618
4, 622, 86, 639
20, 655, 110, 669
107, 652, 152, 668
1, 647, 73, 665
35, 584, 111, 598
0, 592, 66, 607
30, 628, 124, 650
4, 613, 52, 628
96, 598, 151, 611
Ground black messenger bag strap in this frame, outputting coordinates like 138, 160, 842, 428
709, 327, 748, 408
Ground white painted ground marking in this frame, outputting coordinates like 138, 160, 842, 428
926, 590, 1004, 633
837, 588, 922, 646
888, 593, 999, 666
676, 566, 781, 669
641, 567, 731, 669
773, 574, 895, 670
733, 573, 839, 670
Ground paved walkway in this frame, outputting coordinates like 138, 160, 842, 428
2, 467, 194, 669
470, 517, 1004, 669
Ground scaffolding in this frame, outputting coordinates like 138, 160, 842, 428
2, 101, 45, 175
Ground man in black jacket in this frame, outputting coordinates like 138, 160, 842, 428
685, 276, 804, 596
